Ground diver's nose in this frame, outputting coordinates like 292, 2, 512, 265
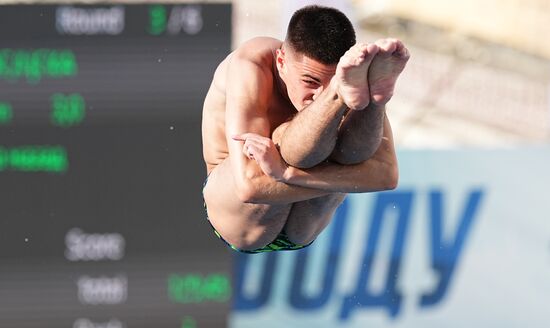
312, 85, 324, 101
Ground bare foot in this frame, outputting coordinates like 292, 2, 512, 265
368, 38, 410, 106
334, 43, 379, 110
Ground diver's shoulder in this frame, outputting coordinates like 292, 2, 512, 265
241, 36, 283, 48
232, 37, 282, 63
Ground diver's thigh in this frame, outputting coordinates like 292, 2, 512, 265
203, 159, 292, 250
283, 193, 347, 246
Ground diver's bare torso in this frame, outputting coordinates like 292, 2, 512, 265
202, 37, 295, 174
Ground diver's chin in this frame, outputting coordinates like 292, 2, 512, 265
291, 102, 305, 112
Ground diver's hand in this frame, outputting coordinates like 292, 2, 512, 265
232, 133, 289, 182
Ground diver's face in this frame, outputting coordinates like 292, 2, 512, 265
276, 46, 336, 111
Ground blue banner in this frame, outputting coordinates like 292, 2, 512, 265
231, 148, 550, 327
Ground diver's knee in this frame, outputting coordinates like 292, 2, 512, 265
283, 227, 317, 247
222, 230, 276, 251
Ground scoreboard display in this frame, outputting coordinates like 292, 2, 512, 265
0, 3, 233, 328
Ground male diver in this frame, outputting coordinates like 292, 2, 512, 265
201, 5, 409, 253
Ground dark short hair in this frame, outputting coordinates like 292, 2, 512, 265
285, 5, 356, 65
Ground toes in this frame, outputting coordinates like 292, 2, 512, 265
361, 44, 379, 62
372, 38, 410, 61
352, 43, 379, 58
339, 42, 381, 69
338, 55, 355, 69
355, 43, 369, 51
366, 43, 379, 55
374, 39, 388, 49
395, 42, 410, 60
375, 38, 398, 56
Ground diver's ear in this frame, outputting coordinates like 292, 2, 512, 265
275, 47, 285, 73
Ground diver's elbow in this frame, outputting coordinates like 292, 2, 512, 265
235, 178, 256, 203
384, 162, 399, 190
234, 169, 265, 203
